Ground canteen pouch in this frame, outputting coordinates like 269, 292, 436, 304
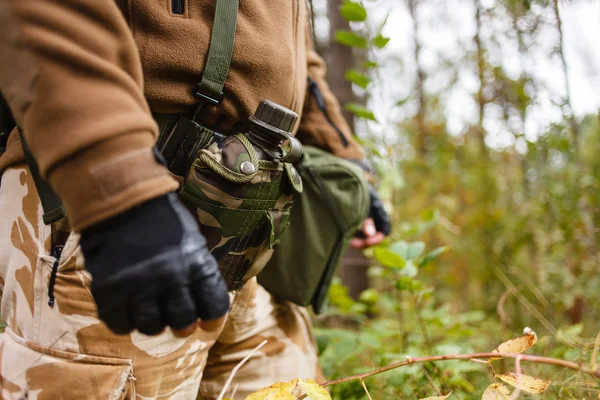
259, 146, 370, 313
180, 132, 302, 290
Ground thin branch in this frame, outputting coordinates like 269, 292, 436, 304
507, 355, 523, 400
360, 379, 373, 400
320, 352, 600, 389
420, 364, 442, 396
591, 330, 600, 370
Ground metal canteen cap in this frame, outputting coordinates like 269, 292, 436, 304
253, 100, 299, 134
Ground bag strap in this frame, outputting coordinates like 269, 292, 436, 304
18, 129, 66, 224
192, 0, 240, 116
1, 94, 15, 156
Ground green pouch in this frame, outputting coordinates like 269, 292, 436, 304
258, 146, 370, 313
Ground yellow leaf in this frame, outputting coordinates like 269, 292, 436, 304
266, 393, 296, 400
491, 328, 537, 360
297, 379, 331, 400
481, 383, 511, 400
245, 379, 298, 400
419, 393, 451, 400
497, 373, 551, 394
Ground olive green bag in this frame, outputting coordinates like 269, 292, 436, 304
258, 146, 370, 313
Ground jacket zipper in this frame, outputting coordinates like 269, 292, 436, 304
307, 77, 349, 147
47, 245, 64, 307
172, 0, 185, 15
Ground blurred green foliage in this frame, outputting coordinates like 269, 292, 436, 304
316, 0, 599, 398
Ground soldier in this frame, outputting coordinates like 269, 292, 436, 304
0, 0, 389, 399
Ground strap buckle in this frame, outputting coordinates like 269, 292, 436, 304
192, 86, 223, 120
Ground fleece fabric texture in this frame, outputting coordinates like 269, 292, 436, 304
0, 0, 362, 231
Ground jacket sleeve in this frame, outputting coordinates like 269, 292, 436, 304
295, 23, 364, 161
0, 0, 178, 231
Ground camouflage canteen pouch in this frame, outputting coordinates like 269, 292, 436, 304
180, 131, 302, 291
258, 146, 370, 313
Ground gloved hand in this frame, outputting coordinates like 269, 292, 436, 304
80, 193, 230, 336
351, 186, 391, 249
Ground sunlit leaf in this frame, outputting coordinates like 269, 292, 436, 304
492, 328, 537, 357
266, 393, 296, 400
345, 103, 377, 121
345, 68, 371, 89
372, 34, 391, 48
497, 373, 551, 394
419, 393, 451, 400
481, 383, 511, 400
246, 379, 298, 400
419, 247, 449, 268
298, 378, 331, 400
390, 240, 408, 258
334, 30, 368, 48
406, 242, 426, 260
374, 247, 406, 269
339, 1, 367, 22
362, 61, 379, 69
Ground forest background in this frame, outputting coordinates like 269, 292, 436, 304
310, 0, 600, 398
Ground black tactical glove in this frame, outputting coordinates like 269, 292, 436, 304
80, 193, 229, 335
368, 185, 391, 236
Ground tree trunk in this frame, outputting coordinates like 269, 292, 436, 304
552, 0, 580, 147
327, 0, 368, 298
407, 0, 427, 153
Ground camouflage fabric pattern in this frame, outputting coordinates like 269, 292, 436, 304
0, 165, 320, 399
181, 133, 300, 290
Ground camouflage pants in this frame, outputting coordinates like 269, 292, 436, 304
0, 165, 322, 399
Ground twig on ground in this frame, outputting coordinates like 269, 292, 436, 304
419, 364, 442, 396
216, 340, 268, 400
320, 352, 600, 389
591, 330, 600, 370
360, 379, 374, 400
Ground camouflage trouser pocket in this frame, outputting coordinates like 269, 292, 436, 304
180, 134, 301, 290
0, 328, 134, 400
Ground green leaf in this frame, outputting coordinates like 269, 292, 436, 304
362, 61, 379, 69
389, 240, 408, 258
406, 242, 426, 260
419, 246, 449, 268
359, 288, 380, 305
396, 276, 414, 291
372, 34, 391, 49
374, 247, 406, 269
339, 1, 368, 22
345, 103, 377, 121
334, 30, 368, 48
345, 68, 371, 89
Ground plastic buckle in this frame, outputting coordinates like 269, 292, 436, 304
192, 87, 223, 120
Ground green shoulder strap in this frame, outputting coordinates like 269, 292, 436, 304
18, 129, 66, 224
192, 0, 240, 112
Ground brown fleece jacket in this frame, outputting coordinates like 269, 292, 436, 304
0, 0, 362, 231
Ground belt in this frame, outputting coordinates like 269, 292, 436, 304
153, 113, 227, 178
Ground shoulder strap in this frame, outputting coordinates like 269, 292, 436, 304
18, 129, 66, 224
193, 0, 240, 110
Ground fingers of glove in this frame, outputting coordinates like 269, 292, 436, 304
198, 315, 227, 332
97, 304, 133, 335
132, 299, 165, 336
163, 288, 198, 331
191, 271, 230, 321
172, 323, 198, 338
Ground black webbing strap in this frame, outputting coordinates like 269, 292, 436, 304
1, 94, 15, 156
193, 0, 240, 107
18, 129, 66, 224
